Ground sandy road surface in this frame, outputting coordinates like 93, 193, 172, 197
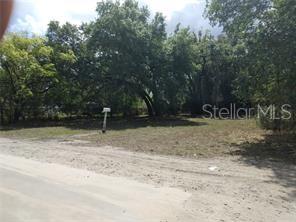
0, 137, 296, 221
0, 154, 191, 222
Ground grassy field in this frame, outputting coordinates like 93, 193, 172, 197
80, 118, 265, 157
0, 125, 91, 140
0, 117, 295, 162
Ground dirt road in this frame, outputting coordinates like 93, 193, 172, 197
0, 137, 295, 221
0, 154, 191, 222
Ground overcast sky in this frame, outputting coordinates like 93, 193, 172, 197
9, 0, 221, 35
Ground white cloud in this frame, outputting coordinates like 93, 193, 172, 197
11, 14, 41, 34
10, 0, 98, 34
140, 0, 199, 19
166, 2, 222, 35
9, 0, 216, 35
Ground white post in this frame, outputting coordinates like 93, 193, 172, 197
102, 108, 111, 133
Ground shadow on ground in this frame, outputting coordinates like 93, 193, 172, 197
0, 116, 207, 131
230, 133, 296, 200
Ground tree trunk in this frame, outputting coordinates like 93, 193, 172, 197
0, 106, 3, 125
13, 108, 20, 123
142, 94, 154, 117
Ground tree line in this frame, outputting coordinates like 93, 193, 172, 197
0, 0, 295, 131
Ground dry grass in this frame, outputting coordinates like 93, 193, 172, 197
1, 117, 294, 162
77, 118, 266, 158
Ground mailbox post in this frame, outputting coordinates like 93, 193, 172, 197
102, 108, 111, 133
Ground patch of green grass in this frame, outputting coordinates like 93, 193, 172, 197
0, 126, 91, 140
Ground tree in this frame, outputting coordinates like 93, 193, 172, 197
0, 34, 57, 123
46, 21, 91, 115
166, 28, 237, 115
166, 28, 196, 114
206, 0, 296, 130
145, 12, 171, 115
88, 0, 162, 116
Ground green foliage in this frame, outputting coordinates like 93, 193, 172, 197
166, 29, 237, 114
206, 0, 296, 131
0, 34, 57, 123
1, 0, 293, 133
0, 0, 241, 122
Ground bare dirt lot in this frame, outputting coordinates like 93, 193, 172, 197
0, 137, 295, 222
